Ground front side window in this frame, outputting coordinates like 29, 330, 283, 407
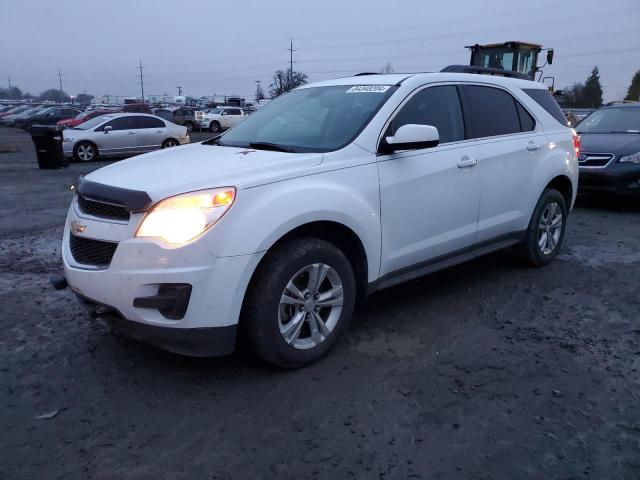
461, 85, 522, 138
219, 85, 396, 153
389, 85, 465, 144
103, 116, 136, 131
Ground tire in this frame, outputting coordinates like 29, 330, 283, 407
210, 121, 221, 133
515, 188, 568, 267
74, 141, 97, 162
162, 138, 178, 149
243, 237, 356, 369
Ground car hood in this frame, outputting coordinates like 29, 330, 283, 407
84, 142, 323, 201
578, 133, 640, 156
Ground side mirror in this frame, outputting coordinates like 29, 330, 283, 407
103, 125, 112, 133
546, 49, 554, 65
381, 124, 439, 153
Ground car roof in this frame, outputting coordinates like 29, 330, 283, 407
300, 72, 545, 91
601, 103, 640, 109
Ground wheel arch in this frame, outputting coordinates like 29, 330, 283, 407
544, 175, 574, 209
256, 220, 370, 306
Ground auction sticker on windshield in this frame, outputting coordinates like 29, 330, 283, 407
346, 85, 391, 93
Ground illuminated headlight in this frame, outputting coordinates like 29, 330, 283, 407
135, 187, 235, 244
619, 152, 640, 164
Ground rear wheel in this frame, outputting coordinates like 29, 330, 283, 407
243, 237, 356, 368
162, 138, 178, 148
515, 188, 567, 267
74, 142, 97, 162
210, 121, 221, 133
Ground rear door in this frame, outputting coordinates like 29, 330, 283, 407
459, 84, 547, 242
134, 116, 166, 151
377, 84, 481, 276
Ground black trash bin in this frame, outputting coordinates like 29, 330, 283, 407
30, 125, 68, 169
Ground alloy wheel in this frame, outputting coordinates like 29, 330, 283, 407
77, 144, 94, 161
278, 263, 344, 350
538, 202, 563, 255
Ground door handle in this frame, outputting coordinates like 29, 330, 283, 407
128, 131, 136, 135
457, 156, 478, 168
526, 141, 541, 151
155, 130, 162, 133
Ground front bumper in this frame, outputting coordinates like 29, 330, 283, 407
579, 164, 640, 194
62, 198, 263, 356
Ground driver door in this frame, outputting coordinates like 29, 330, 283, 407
377, 84, 481, 277
95, 116, 138, 156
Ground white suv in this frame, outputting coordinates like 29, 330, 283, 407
58, 72, 578, 368
199, 106, 246, 132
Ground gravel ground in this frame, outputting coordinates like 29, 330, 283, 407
0, 127, 639, 480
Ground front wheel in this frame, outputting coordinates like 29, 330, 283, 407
243, 237, 356, 368
74, 142, 97, 162
210, 121, 221, 133
515, 188, 567, 267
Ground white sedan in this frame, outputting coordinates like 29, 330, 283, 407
62, 113, 190, 161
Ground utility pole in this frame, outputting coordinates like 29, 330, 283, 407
254, 80, 262, 101
177, 86, 183, 96
287, 38, 296, 86
7, 76, 11, 89
138, 59, 145, 103
58, 69, 64, 93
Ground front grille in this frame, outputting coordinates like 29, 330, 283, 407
578, 152, 614, 168
69, 234, 118, 267
77, 195, 130, 221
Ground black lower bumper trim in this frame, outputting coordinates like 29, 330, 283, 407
105, 312, 238, 357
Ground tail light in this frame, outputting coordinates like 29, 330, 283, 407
572, 129, 580, 156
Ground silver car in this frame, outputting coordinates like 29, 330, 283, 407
62, 113, 190, 161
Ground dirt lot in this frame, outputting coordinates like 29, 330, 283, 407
0, 127, 639, 479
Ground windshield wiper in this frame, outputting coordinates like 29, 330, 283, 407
249, 142, 295, 153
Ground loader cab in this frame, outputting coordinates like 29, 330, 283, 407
467, 41, 551, 81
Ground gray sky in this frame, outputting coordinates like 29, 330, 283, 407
2, 0, 639, 101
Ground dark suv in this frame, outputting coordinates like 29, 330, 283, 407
16, 106, 83, 130
576, 104, 640, 195
153, 106, 197, 131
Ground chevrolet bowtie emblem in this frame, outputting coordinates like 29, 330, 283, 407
236, 150, 255, 155
70, 219, 87, 235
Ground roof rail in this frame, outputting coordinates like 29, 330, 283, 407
440, 65, 529, 80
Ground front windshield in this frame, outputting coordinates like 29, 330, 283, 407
577, 107, 640, 134
219, 85, 397, 153
73, 115, 114, 130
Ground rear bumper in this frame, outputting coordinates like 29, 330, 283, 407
579, 165, 640, 195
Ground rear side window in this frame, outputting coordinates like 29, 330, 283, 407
523, 88, 567, 126
461, 85, 521, 138
390, 85, 465, 144
135, 116, 165, 129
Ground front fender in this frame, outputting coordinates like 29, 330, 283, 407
200, 163, 382, 282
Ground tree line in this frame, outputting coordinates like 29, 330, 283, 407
558, 66, 639, 108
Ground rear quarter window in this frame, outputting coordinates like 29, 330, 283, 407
523, 88, 568, 126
